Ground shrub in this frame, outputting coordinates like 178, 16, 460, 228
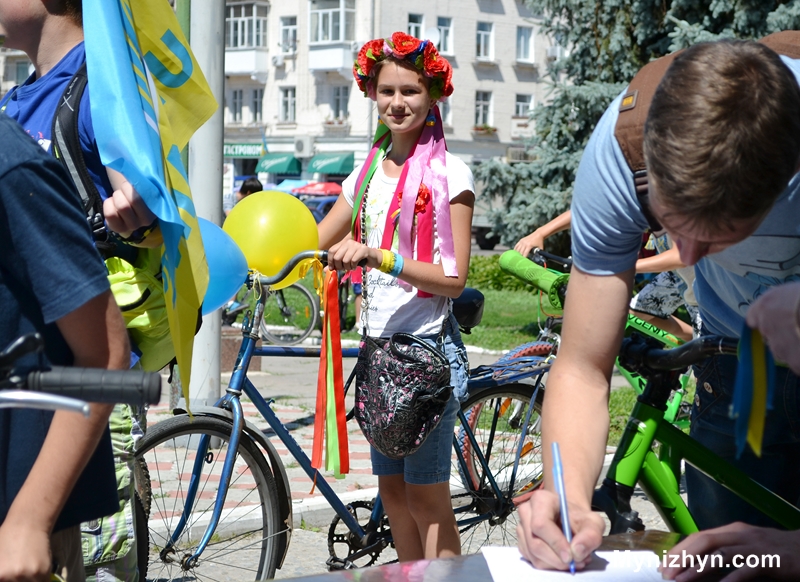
467, 255, 531, 292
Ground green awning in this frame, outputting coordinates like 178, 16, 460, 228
255, 153, 301, 174
307, 152, 355, 175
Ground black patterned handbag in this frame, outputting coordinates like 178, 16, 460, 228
352, 185, 453, 460
354, 333, 452, 459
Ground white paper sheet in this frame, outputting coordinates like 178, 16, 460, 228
481, 546, 664, 581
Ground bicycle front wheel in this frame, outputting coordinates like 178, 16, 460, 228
260, 283, 319, 345
451, 382, 545, 553
135, 415, 282, 582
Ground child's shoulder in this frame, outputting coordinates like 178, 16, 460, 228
444, 152, 474, 197
445, 151, 470, 174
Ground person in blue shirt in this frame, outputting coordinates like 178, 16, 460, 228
516, 38, 800, 576
0, 2, 159, 580
0, 113, 127, 582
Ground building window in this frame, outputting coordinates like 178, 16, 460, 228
516, 26, 533, 61
309, 0, 355, 43
476, 22, 493, 60
437, 100, 452, 125
475, 91, 492, 126
281, 87, 296, 122
225, 3, 269, 48
15, 61, 31, 85
231, 89, 243, 123
515, 94, 532, 117
407, 14, 423, 39
437, 17, 452, 54
252, 88, 264, 122
280, 16, 297, 54
332, 86, 350, 120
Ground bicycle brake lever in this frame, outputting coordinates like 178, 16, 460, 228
0, 333, 44, 375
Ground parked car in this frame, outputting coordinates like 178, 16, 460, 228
303, 195, 339, 223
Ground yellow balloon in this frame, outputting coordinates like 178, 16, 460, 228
223, 191, 319, 290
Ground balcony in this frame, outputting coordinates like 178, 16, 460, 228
322, 120, 351, 137
225, 48, 269, 80
308, 42, 357, 78
510, 117, 534, 141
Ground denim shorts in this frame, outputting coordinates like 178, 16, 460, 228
370, 313, 469, 484
686, 348, 800, 529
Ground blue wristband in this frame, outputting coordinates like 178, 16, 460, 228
388, 252, 404, 277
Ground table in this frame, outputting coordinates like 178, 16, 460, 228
282, 532, 682, 582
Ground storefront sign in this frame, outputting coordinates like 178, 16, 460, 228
223, 143, 263, 158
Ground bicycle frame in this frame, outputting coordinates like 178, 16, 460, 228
166, 278, 551, 567
602, 372, 800, 534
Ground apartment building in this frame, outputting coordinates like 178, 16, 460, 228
0, 48, 33, 99
223, 0, 557, 187
1, 2, 557, 199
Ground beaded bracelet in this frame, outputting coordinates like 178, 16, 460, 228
388, 253, 404, 278
378, 249, 395, 274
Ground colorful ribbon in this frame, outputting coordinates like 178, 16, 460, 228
351, 107, 456, 299
311, 270, 349, 477
730, 325, 776, 458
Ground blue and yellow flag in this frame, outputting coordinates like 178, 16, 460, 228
84, 0, 217, 397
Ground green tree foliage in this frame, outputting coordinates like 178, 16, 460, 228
475, 1, 800, 255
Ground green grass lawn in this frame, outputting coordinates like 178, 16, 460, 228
464, 288, 553, 351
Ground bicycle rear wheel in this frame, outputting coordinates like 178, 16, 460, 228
135, 415, 282, 582
451, 382, 545, 553
260, 283, 319, 345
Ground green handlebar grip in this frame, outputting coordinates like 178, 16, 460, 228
499, 250, 569, 310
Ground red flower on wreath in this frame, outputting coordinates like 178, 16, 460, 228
357, 38, 384, 78
422, 42, 453, 98
390, 32, 421, 57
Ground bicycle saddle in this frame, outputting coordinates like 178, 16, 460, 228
453, 288, 484, 334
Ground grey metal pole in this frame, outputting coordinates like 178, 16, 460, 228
188, 0, 225, 406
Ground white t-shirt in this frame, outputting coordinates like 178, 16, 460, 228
343, 152, 474, 337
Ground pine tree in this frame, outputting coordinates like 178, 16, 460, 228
475, 1, 800, 255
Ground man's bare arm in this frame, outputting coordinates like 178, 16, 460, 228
517, 266, 634, 570
0, 290, 129, 582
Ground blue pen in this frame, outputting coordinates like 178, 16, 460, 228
552, 441, 576, 574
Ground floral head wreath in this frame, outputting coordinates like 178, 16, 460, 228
353, 32, 454, 101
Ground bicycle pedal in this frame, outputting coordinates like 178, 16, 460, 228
326, 557, 356, 571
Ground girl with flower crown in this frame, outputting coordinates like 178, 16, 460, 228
318, 32, 475, 560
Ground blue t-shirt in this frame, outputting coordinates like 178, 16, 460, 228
0, 42, 113, 201
570, 56, 800, 338
1, 42, 145, 365
0, 114, 118, 530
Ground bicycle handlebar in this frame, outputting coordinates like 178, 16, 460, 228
255, 250, 327, 287
255, 250, 368, 287
620, 334, 738, 372
498, 250, 569, 310
534, 249, 573, 268
25, 367, 162, 406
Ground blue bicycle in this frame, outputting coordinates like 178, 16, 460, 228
134, 251, 553, 581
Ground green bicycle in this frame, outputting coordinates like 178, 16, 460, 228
593, 334, 800, 534
501, 249, 800, 534
499, 249, 691, 429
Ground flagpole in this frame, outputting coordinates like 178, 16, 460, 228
188, 0, 225, 407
